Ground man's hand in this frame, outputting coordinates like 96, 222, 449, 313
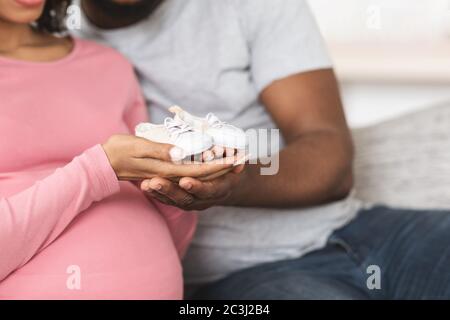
140, 165, 245, 211
138, 69, 352, 210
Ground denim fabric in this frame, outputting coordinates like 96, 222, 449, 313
192, 206, 450, 300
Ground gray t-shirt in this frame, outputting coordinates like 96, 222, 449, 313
75, 0, 362, 285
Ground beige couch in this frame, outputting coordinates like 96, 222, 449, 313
353, 100, 450, 209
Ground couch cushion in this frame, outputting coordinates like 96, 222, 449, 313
353, 100, 450, 209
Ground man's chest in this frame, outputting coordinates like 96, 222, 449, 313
111, 9, 257, 118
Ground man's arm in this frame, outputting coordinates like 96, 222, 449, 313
227, 69, 353, 207
143, 68, 354, 209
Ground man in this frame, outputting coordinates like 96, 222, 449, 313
76, 0, 450, 299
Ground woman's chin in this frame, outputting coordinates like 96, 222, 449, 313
0, 0, 44, 23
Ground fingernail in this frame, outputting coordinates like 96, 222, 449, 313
170, 147, 185, 161
183, 183, 193, 190
153, 184, 163, 191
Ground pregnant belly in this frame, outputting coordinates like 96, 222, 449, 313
0, 183, 182, 300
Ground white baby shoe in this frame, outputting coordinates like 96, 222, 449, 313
135, 117, 213, 158
169, 106, 247, 150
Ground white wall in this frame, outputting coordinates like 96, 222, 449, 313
341, 84, 450, 127
307, 0, 450, 128
308, 0, 450, 44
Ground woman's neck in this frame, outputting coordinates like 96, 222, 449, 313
0, 19, 35, 53
0, 18, 73, 63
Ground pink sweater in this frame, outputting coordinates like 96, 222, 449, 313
0, 39, 196, 299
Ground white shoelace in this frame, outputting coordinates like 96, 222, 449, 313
164, 117, 193, 139
206, 113, 225, 128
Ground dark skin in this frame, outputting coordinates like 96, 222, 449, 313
82, 0, 354, 211
142, 70, 354, 210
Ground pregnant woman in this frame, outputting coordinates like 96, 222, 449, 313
0, 0, 231, 299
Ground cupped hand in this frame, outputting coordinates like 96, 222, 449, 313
139, 164, 245, 211
102, 134, 235, 181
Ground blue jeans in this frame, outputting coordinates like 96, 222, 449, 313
191, 206, 450, 300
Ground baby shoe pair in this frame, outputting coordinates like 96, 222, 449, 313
135, 106, 247, 160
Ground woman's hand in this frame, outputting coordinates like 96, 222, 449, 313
102, 134, 235, 181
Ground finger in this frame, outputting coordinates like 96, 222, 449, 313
144, 189, 178, 206
178, 158, 236, 177
135, 157, 235, 179
149, 189, 211, 211
135, 138, 185, 162
147, 177, 196, 207
179, 176, 232, 200
141, 180, 177, 205
198, 167, 234, 181
143, 177, 173, 192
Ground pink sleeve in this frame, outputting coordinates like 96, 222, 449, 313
0, 145, 120, 281
123, 76, 198, 258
